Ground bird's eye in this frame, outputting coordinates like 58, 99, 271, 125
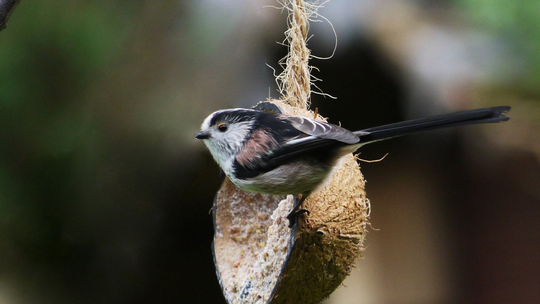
217, 123, 228, 132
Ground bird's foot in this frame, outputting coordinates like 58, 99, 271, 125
286, 208, 310, 228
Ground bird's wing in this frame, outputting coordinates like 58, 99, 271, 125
283, 115, 361, 144
233, 113, 363, 179
259, 116, 363, 168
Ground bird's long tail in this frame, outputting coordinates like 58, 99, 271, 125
354, 106, 511, 144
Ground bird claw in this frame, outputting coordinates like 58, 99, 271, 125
286, 208, 310, 228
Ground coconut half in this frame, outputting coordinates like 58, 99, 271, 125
212, 100, 370, 304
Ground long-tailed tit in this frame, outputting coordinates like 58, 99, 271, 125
196, 106, 510, 227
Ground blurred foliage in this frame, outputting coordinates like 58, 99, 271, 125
0, 1, 129, 105
0, 0, 127, 224
457, 0, 540, 94
0, 0, 128, 236
0, 1, 229, 302
0, 0, 129, 176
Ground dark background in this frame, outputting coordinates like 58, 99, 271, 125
1, 1, 539, 304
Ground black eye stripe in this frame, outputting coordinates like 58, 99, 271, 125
209, 109, 258, 127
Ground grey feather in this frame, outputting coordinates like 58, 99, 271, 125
283, 115, 363, 144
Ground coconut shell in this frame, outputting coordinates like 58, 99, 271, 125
212, 100, 370, 304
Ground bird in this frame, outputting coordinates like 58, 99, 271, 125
196, 105, 511, 227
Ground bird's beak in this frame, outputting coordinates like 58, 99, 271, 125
195, 132, 210, 140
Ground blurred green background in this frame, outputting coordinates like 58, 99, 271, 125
0, 1, 538, 304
